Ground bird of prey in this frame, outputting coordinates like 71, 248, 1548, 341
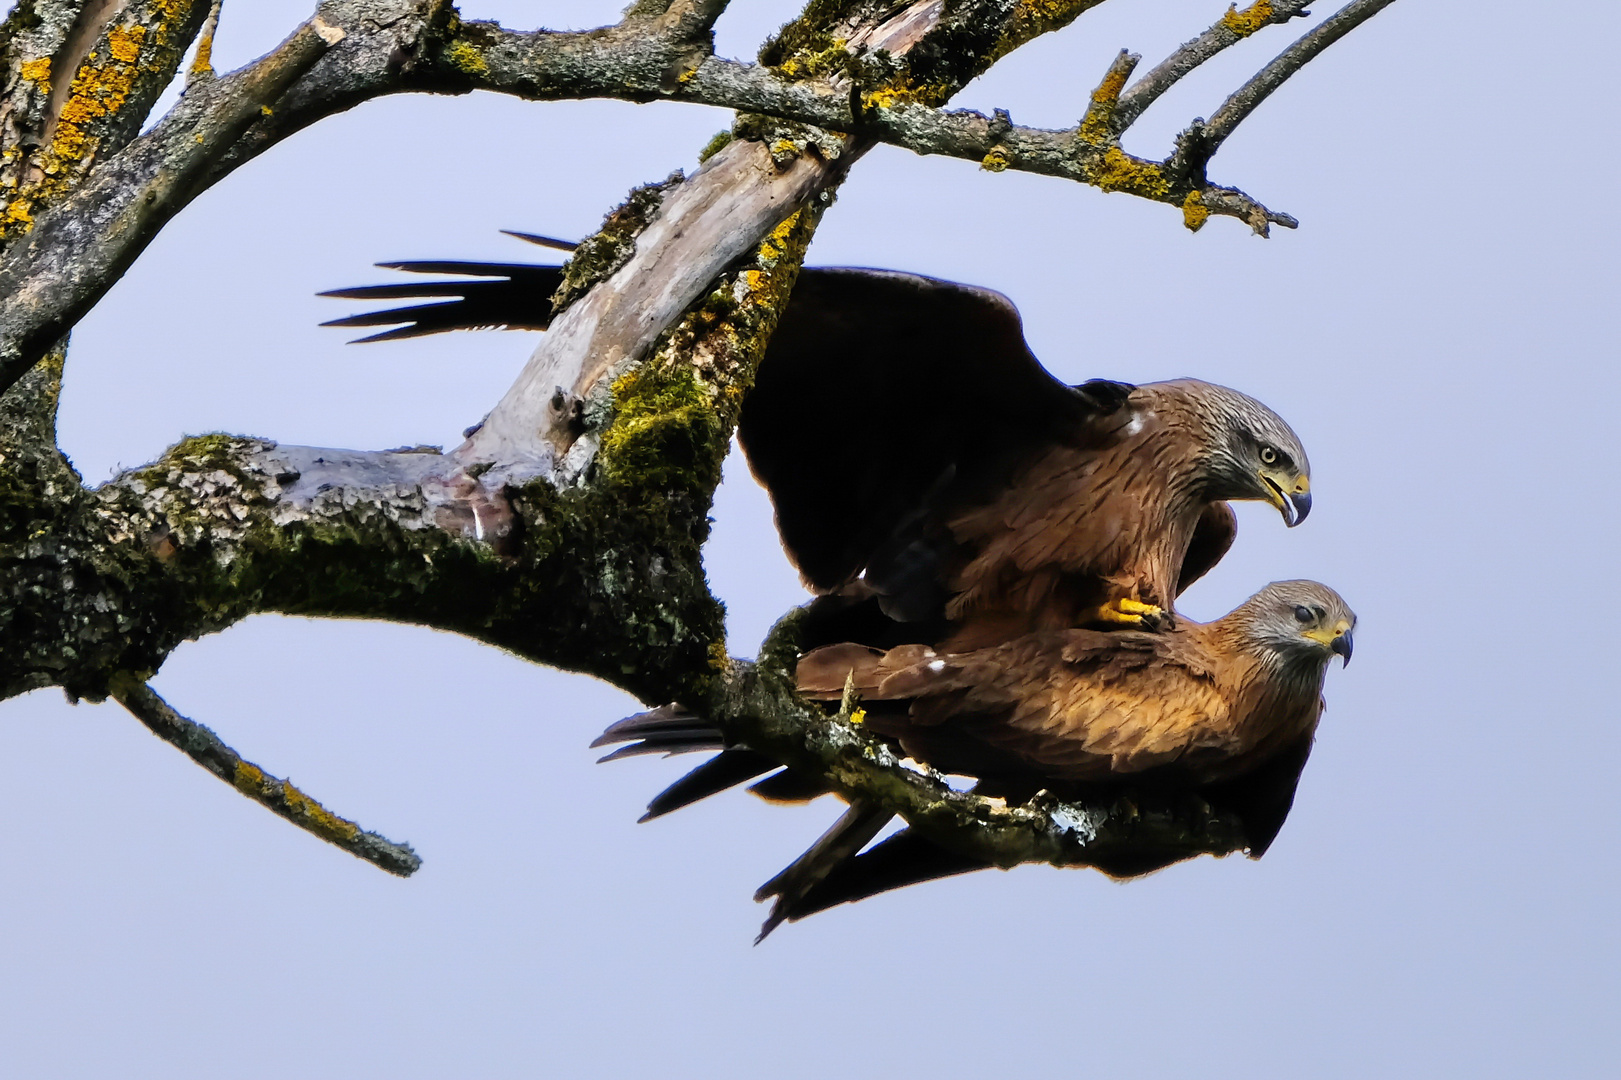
597, 580, 1355, 938
321, 239, 1313, 648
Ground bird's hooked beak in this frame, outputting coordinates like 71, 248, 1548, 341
1261, 472, 1312, 527
1304, 620, 1354, 666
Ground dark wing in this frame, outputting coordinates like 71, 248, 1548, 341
738, 268, 1131, 595
320, 261, 566, 342
1178, 502, 1238, 596
1199, 728, 1314, 857
322, 252, 1134, 620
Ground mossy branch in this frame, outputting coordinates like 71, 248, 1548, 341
109, 675, 422, 876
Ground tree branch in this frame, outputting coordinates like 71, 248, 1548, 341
0, 15, 341, 397
109, 674, 421, 876
0, 0, 1399, 396
1202, 0, 1400, 154
1114, 0, 1314, 130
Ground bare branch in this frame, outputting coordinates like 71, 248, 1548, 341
188, 0, 223, 86
109, 675, 422, 876
1202, 0, 1400, 153
1, 0, 1387, 397
1, 0, 214, 251
0, 16, 339, 396
1114, 0, 1314, 130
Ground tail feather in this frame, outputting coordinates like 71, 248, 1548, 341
319, 260, 565, 342
748, 768, 835, 804
596, 735, 724, 763
590, 704, 714, 748
785, 828, 990, 922
754, 801, 894, 942
640, 749, 780, 822
500, 230, 579, 251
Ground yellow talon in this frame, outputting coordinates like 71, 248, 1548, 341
1093, 598, 1168, 628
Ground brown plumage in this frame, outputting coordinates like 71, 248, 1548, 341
321, 251, 1312, 647
798, 579, 1354, 791
596, 581, 1355, 937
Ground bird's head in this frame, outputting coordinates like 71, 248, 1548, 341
1238, 580, 1356, 671
1159, 380, 1313, 527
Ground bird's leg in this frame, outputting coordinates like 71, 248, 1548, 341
1091, 597, 1172, 631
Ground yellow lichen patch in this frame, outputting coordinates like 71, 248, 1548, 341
233, 761, 266, 795
981, 147, 1011, 172
1222, 0, 1275, 37
1078, 66, 1128, 145
282, 781, 361, 842
19, 57, 51, 84
3, 199, 34, 228
106, 25, 146, 64
1181, 190, 1210, 232
259, 105, 272, 116
1091, 146, 1170, 198
38, 27, 148, 182
445, 38, 488, 76
755, 209, 803, 265
771, 36, 850, 81
191, 28, 215, 78
860, 74, 952, 112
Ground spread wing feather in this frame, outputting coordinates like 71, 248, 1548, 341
738, 268, 1131, 597
319, 250, 1246, 623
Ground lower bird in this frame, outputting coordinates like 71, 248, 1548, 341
595, 580, 1355, 939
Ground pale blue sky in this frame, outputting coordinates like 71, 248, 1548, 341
3, 1, 1617, 1076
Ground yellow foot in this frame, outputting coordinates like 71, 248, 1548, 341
1092, 597, 1172, 631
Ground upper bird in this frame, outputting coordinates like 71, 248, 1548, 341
322, 242, 1313, 649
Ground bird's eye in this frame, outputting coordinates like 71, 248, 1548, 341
1293, 605, 1314, 624
1260, 446, 1278, 465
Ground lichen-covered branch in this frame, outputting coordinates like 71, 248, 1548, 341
1201, 0, 1400, 153
0, 0, 1396, 397
1, 0, 214, 251
109, 674, 422, 876
1114, 0, 1314, 129
0, 15, 342, 397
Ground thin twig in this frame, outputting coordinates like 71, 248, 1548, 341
110, 675, 421, 877
188, 1, 223, 86
1115, 0, 1314, 130
1202, 0, 1400, 153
